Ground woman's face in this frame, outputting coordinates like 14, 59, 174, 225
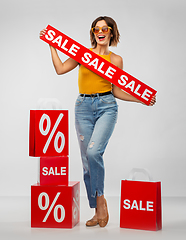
93, 20, 112, 47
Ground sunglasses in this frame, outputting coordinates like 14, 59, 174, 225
92, 26, 112, 34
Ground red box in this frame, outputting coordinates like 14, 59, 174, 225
29, 110, 69, 157
31, 181, 80, 228
40, 156, 69, 186
120, 180, 162, 231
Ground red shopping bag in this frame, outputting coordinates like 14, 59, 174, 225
40, 156, 69, 186
29, 110, 69, 157
120, 168, 162, 231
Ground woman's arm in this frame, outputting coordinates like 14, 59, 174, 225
111, 53, 156, 106
112, 85, 141, 103
40, 29, 79, 75
113, 86, 156, 105
49, 46, 79, 75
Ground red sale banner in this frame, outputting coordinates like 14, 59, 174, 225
40, 25, 157, 105
29, 110, 69, 157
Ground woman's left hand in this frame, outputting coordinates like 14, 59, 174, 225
149, 95, 156, 106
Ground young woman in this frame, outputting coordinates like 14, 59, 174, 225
40, 16, 156, 228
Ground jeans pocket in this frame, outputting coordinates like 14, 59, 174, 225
100, 94, 116, 104
75, 95, 84, 106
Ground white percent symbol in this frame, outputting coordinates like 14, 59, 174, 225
73, 190, 79, 220
39, 113, 65, 154
38, 192, 65, 223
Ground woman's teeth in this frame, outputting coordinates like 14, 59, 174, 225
98, 36, 105, 40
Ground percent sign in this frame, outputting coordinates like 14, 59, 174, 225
39, 113, 65, 154
73, 190, 79, 220
38, 192, 65, 223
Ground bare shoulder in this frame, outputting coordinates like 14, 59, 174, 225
110, 52, 123, 69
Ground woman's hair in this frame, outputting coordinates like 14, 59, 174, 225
90, 16, 120, 48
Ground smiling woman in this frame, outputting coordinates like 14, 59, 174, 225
90, 16, 120, 47
39, 15, 156, 229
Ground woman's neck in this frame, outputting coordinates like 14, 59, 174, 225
92, 45, 110, 55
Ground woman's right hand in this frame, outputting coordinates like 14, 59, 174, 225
39, 28, 47, 38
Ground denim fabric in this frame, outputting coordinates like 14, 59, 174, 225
75, 93, 118, 208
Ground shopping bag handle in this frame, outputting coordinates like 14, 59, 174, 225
37, 98, 62, 110
128, 168, 153, 181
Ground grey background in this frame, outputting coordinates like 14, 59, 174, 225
0, 0, 185, 197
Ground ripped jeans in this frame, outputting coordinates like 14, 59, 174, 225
75, 93, 118, 208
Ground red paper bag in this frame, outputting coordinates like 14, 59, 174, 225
29, 110, 69, 157
120, 168, 162, 231
40, 156, 69, 186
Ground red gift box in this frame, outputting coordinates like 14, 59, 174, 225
29, 110, 69, 157
31, 181, 80, 228
120, 169, 162, 231
40, 156, 69, 186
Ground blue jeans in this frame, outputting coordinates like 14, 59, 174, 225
75, 93, 118, 208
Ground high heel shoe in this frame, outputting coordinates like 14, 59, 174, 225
97, 199, 109, 227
